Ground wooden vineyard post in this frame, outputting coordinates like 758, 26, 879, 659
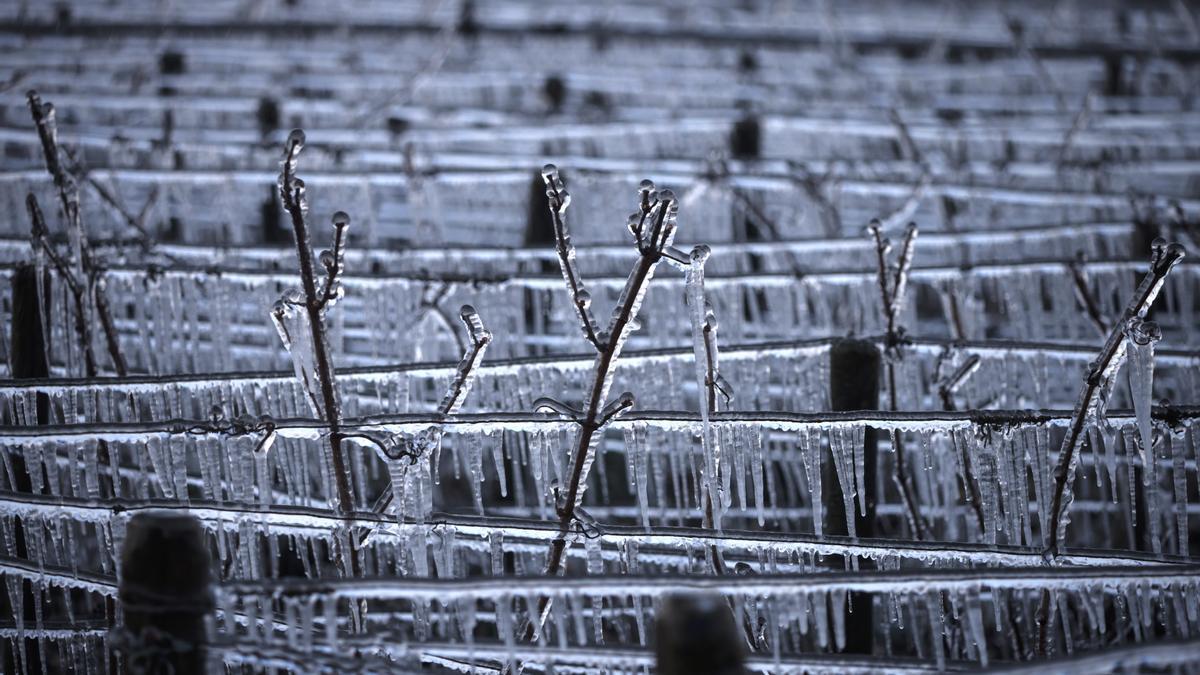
119, 512, 212, 675
655, 594, 745, 675
825, 338, 881, 654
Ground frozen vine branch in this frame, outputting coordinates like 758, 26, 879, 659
528, 165, 681, 636
272, 129, 355, 532
1037, 237, 1186, 655
1043, 238, 1186, 558
364, 305, 492, 522
868, 219, 927, 540
25, 90, 127, 377
1068, 252, 1109, 337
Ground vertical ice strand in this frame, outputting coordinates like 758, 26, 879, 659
683, 242, 735, 571
25, 92, 127, 377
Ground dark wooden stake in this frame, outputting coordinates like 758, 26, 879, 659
119, 511, 212, 675
825, 338, 879, 654
655, 593, 745, 675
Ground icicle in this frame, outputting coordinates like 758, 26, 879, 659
800, 428, 824, 537
829, 427, 857, 538
1171, 431, 1189, 556
965, 585, 987, 666
1124, 318, 1161, 464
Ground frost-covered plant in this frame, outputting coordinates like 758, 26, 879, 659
1036, 237, 1185, 654
25, 91, 127, 377
270, 129, 357, 533
527, 165, 724, 632
867, 220, 926, 539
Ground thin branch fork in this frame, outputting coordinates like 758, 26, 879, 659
365, 305, 492, 522
26, 90, 127, 377
1036, 237, 1186, 655
529, 165, 680, 637
1067, 252, 1109, 337
868, 219, 927, 541
275, 129, 355, 524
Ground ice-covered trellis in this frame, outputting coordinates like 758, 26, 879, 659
3, 2, 1200, 674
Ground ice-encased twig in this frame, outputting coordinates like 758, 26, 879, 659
529, 168, 682, 636
1045, 239, 1186, 557
368, 304, 491, 520
1037, 238, 1186, 654
542, 164, 603, 351
869, 219, 927, 539
275, 129, 357, 549
26, 91, 127, 377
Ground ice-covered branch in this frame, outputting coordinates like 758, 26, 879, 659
542, 164, 603, 351
1068, 252, 1109, 337
317, 211, 350, 310
367, 305, 490, 521
436, 305, 492, 416
1037, 238, 1186, 654
1045, 238, 1187, 557
869, 219, 926, 538
274, 129, 357, 563
526, 168, 683, 635
26, 91, 127, 376
936, 354, 981, 413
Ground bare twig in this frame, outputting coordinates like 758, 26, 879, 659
1036, 237, 1186, 655
868, 220, 927, 540
1005, 18, 1067, 113
1055, 95, 1093, 168
528, 165, 680, 637
1068, 252, 1110, 337
368, 305, 492, 519
274, 129, 356, 526
26, 90, 127, 376
788, 160, 843, 238
84, 175, 159, 251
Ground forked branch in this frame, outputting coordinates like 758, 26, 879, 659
26, 90, 126, 376
368, 305, 492, 519
868, 219, 927, 540
527, 166, 681, 638
274, 129, 355, 523
1036, 237, 1185, 655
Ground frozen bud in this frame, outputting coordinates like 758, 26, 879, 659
541, 163, 559, 181
331, 210, 350, 228
617, 391, 635, 408
286, 129, 306, 154
576, 290, 591, 309
638, 179, 655, 194
283, 288, 304, 304
1124, 317, 1162, 346
208, 405, 225, 424
658, 188, 675, 203
319, 250, 335, 268
689, 244, 711, 264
